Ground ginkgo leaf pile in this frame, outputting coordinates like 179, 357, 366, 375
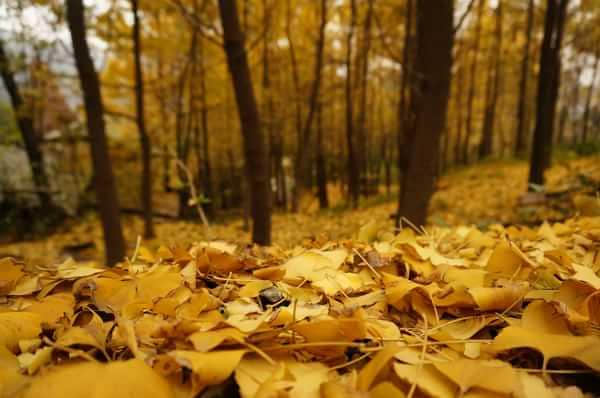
2, 217, 600, 397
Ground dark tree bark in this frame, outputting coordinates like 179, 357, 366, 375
479, 0, 503, 159
198, 35, 214, 219
515, 0, 535, 156
218, 0, 271, 245
130, 0, 154, 238
454, 48, 466, 165
581, 47, 599, 144
66, 0, 126, 266
528, 0, 569, 187
463, 0, 484, 164
397, 0, 414, 176
356, 0, 374, 191
398, 0, 454, 227
570, 62, 584, 144
557, 103, 568, 144
0, 40, 52, 207
292, 0, 328, 212
345, 0, 360, 208
261, 0, 280, 211
315, 100, 329, 209
285, 0, 302, 152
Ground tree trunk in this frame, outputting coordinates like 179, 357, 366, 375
293, 0, 328, 212
463, 0, 484, 164
479, 0, 503, 159
345, 0, 360, 208
218, 0, 271, 245
570, 62, 583, 144
581, 47, 599, 144
528, 0, 568, 187
285, 0, 302, 209
130, 0, 154, 238
0, 40, 52, 207
198, 35, 214, 219
356, 0, 374, 192
515, 0, 535, 156
66, 0, 126, 266
557, 103, 568, 144
316, 100, 329, 209
397, 0, 414, 176
398, 0, 454, 227
454, 54, 465, 165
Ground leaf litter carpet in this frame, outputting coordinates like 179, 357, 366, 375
2, 215, 600, 397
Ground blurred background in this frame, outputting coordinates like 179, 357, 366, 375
0, 0, 598, 265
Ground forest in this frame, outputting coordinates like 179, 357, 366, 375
1, 0, 600, 397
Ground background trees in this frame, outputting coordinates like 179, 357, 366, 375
65, 0, 126, 265
528, 0, 569, 187
397, 0, 454, 226
218, 0, 271, 245
0, 0, 597, 258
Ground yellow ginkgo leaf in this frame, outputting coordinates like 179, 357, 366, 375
491, 326, 600, 371
393, 363, 457, 398
468, 284, 528, 311
520, 300, 571, 335
369, 382, 406, 398
357, 343, 404, 391
22, 359, 173, 398
431, 315, 496, 341
188, 328, 245, 352
433, 359, 518, 395
17, 346, 53, 375
56, 258, 104, 279
55, 326, 104, 351
238, 280, 273, 298
10, 275, 40, 296
0, 258, 24, 295
25, 293, 75, 325
486, 242, 532, 280
168, 349, 246, 391
0, 312, 42, 353
0, 346, 30, 398
515, 373, 554, 398
236, 358, 330, 398
136, 266, 182, 302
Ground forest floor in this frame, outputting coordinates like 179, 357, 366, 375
1, 155, 599, 266
2, 155, 600, 398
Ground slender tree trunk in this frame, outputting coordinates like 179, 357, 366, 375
177, 31, 196, 219
292, 0, 328, 212
345, 0, 360, 208
454, 48, 465, 166
261, 0, 277, 210
0, 40, 52, 207
398, 0, 454, 227
153, 9, 172, 194
581, 47, 599, 144
130, 0, 154, 238
285, 0, 302, 154
356, 0, 374, 192
218, 0, 271, 245
463, 0, 484, 164
528, 0, 568, 187
66, 0, 126, 266
395, 0, 415, 227
558, 103, 568, 144
397, 0, 413, 177
515, 0, 535, 156
479, 0, 503, 159
316, 100, 329, 209
198, 36, 214, 219
571, 62, 583, 144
